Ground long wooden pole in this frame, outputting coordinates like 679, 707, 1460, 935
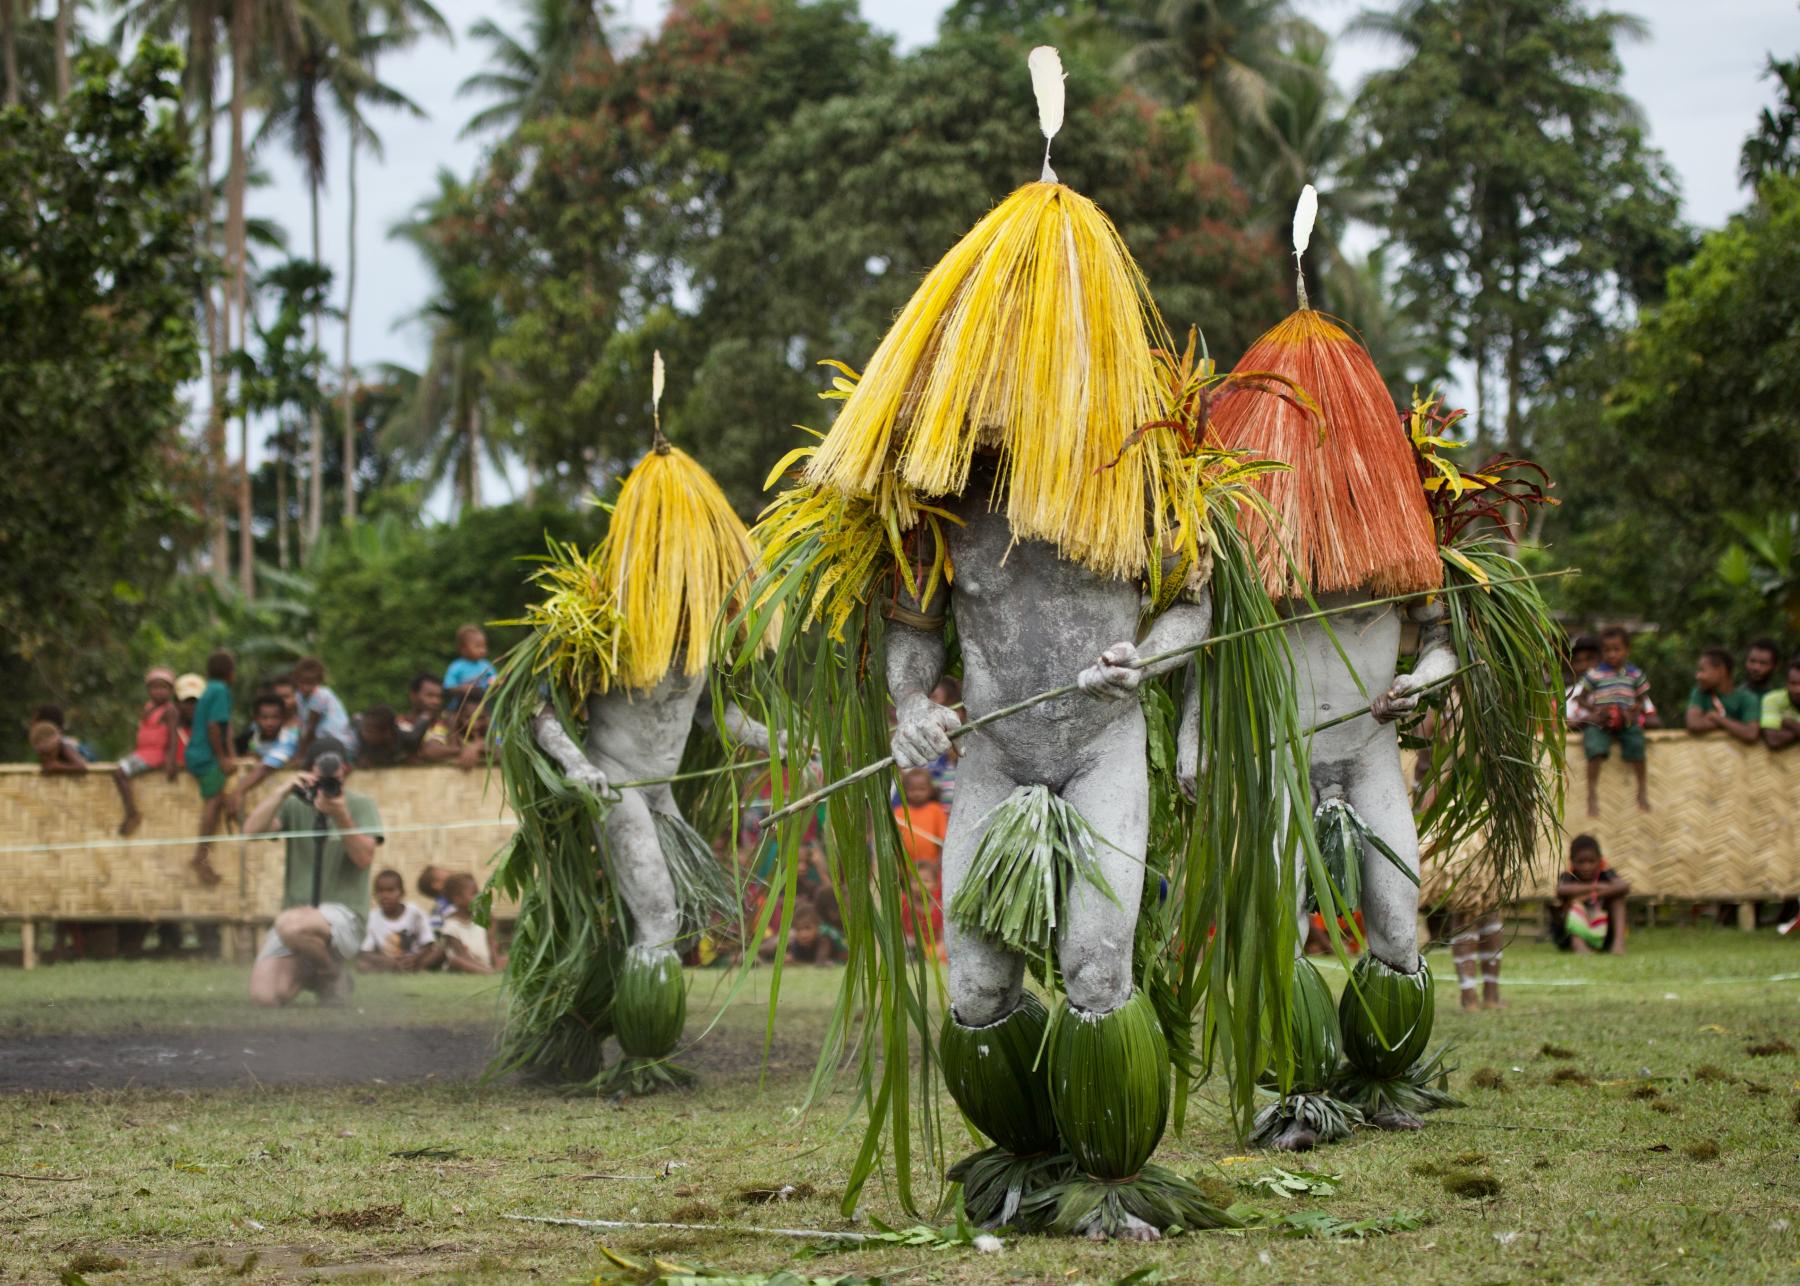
759, 570, 1570, 826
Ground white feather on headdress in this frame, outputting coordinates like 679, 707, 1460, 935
1291, 184, 1318, 309
1028, 46, 1065, 183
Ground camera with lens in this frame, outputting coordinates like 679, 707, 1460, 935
292, 751, 346, 806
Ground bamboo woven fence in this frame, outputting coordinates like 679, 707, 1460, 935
0, 763, 516, 924
1419, 731, 1800, 910
2, 731, 1796, 928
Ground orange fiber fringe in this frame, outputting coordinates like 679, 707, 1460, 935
1209, 310, 1440, 601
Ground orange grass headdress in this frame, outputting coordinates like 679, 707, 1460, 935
1208, 188, 1440, 600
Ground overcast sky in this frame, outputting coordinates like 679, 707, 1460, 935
242, 0, 1800, 485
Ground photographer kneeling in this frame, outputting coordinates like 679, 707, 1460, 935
245, 752, 384, 1006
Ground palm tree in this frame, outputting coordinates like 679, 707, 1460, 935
382, 173, 508, 514
457, 0, 607, 138
1230, 23, 1372, 311
113, 0, 234, 582
338, 0, 448, 529
1111, 0, 1324, 163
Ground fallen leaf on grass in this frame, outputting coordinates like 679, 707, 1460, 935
1748, 1040, 1796, 1058
1647, 1144, 1672, 1153
1540, 1043, 1577, 1060
390, 1145, 464, 1160
1238, 1167, 1342, 1199
1699, 1025, 1730, 1035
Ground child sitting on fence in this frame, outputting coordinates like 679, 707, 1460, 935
357, 869, 443, 973
443, 624, 498, 717
439, 872, 504, 973
31, 706, 89, 778
112, 667, 183, 836
1550, 833, 1631, 955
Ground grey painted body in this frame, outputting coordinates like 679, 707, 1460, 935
887, 474, 1212, 1025
1246, 591, 1454, 973
532, 678, 769, 952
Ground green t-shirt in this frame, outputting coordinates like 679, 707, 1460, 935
185, 679, 233, 772
1687, 685, 1761, 726
1763, 689, 1797, 730
275, 791, 382, 911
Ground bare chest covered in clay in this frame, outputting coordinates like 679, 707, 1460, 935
583, 671, 704, 779
1285, 591, 1402, 751
945, 492, 1145, 759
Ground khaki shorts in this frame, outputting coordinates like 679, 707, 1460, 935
258, 903, 362, 965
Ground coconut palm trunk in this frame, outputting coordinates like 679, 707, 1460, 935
229, 0, 255, 598
340, 119, 359, 525
306, 173, 324, 554
54, 0, 72, 101
2, 0, 19, 108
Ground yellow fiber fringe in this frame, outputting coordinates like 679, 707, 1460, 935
804, 182, 1174, 583
592, 445, 763, 692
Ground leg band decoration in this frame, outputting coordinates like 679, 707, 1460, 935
1251, 958, 1362, 1149
947, 786, 1117, 960
1036, 991, 1237, 1237
600, 945, 693, 1093
940, 993, 1072, 1229
1333, 955, 1459, 1123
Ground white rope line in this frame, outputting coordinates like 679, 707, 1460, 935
1310, 958, 1800, 988
0, 817, 515, 857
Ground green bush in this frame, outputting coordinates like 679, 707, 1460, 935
311, 503, 605, 717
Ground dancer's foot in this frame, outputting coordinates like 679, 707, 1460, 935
1460, 989, 1481, 1012
1370, 1107, 1424, 1131
1088, 1213, 1160, 1243
1483, 984, 1507, 1010
1271, 1122, 1318, 1153
190, 853, 222, 886
1637, 790, 1652, 813
119, 811, 142, 837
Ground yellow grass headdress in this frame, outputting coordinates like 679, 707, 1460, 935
516, 354, 765, 698
801, 50, 1174, 584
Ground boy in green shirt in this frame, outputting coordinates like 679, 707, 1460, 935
1685, 647, 1761, 744
184, 649, 236, 886
1762, 658, 1800, 750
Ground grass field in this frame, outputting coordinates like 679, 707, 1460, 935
4, 928, 1800, 1283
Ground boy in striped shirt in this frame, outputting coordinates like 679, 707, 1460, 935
1576, 626, 1651, 817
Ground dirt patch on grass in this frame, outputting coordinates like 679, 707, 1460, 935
310, 1203, 405, 1231
0, 1026, 490, 1092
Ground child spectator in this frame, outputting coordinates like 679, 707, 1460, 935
1563, 634, 1600, 728
1550, 834, 1630, 955
1684, 647, 1761, 745
357, 869, 443, 972
30, 718, 88, 775
454, 706, 492, 771
184, 650, 236, 887
443, 625, 498, 715
397, 674, 446, 757
1744, 638, 1781, 701
893, 768, 948, 873
292, 656, 359, 766
439, 872, 503, 973
1762, 658, 1800, 750
112, 668, 182, 835
416, 865, 454, 932
782, 903, 832, 964
34, 703, 98, 762
225, 692, 300, 820
356, 705, 407, 767
1576, 626, 1651, 817
904, 859, 946, 960
174, 673, 202, 750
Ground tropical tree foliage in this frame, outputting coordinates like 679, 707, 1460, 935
1542, 175, 1800, 700
1353, 0, 1688, 453
0, 44, 206, 756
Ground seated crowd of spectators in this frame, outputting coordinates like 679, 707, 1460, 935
29, 626, 502, 886
1565, 628, 1800, 818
